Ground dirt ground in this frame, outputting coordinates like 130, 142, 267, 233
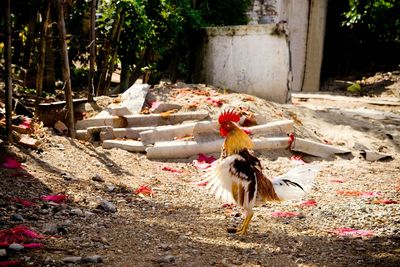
1, 74, 400, 267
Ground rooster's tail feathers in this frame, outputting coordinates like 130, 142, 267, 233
272, 164, 322, 201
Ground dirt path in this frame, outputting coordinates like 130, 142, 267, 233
1, 85, 400, 266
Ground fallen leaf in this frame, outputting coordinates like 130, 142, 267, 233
271, 211, 300, 217
331, 228, 375, 237
299, 199, 317, 208
40, 194, 68, 204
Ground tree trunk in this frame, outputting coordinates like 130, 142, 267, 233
104, 12, 125, 95
4, 0, 13, 142
22, 3, 38, 68
55, 0, 75, 138
36, 0, 51, 115
88, 0, 96, 102
44, 26, 56, 94
97, 8, 123, 96
120, 57, 130, 93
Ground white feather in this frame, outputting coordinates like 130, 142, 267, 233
272, 164, 322, 201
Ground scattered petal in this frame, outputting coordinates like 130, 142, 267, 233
10, 197, 36, 207
290, 155, 307, 165
299, 199, 317, 208
193, 154, 217, 170
271, 211, 300, 218
23, 243, 44, 249
206, 97, 224, 107
196, 181, 208, 187
329, 179, 345, 183
162, 166, 183, 173
0, 261, 22, 267
40, 194, 68, 204
371, 199, 398, 205
222, 203, 236, 208
331, 228, 375, 237
1, 156, 22, 169
336, 190, 381, 198
134, 185, 154, 197
0, 226, 43, 244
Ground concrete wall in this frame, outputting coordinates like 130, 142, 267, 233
195, 25, 291, 103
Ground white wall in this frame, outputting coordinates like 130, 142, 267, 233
198, 25, 291, 103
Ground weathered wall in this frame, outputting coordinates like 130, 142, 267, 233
195, 25, 291, 103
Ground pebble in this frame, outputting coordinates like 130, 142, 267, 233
42, 223, 58, 235
0, 249, 6, 257
159, 255, 175, 263
9, 243, 24, 252
92, 174, 105, 182
62, 173, 74, 181
105, 185, 116, 193
63, 256, 82, 263
70, 208, 84, 216
82, 255, 103, 263
98, 200, 117, 213
10, 214, 24, 221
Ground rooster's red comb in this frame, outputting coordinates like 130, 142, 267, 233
218, 109, 240, 124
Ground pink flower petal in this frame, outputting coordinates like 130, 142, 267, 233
193, 154, 217, 170
197, 154, 216, 164
10, 197, 36, 207
196, 181, 208, 186
162, 166, 183, 173
329, 179, 345, 183
332, 228, 375, 237
299, 199, 317, 208
40, 194, 68, 204
271, 211, 300, 218
0, 226, 43, 244
1, 156, 22, 169
361, 192, 382, 198
0, 261, 22, 267
23, 243, 44, 249
372, 199, 398, 205
290, 155, 307, 165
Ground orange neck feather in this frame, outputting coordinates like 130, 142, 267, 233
223, 126, 254, 155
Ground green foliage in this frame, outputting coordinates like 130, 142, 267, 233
346, 82, 364, 95
342, 0, 400, 43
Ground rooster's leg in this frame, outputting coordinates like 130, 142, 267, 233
237, 211, 253, 235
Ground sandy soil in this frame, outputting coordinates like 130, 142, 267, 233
1, 78, 400, 267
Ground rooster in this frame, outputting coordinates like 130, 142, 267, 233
203, 110, 321, 234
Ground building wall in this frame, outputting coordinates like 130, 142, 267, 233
196, 25, 291, 103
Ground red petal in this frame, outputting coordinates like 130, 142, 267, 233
196, 181, 208, 186
329, 179, 345, 183
40, 194, 68, 204
299, 200, 317, 208
290, 155, 307, 164
162, 166, 183, 173
23, 243, 44, 249
197, 154, 216, 164
134, 185, 154, 196
332, 228, 375, 237
1, 156, 22, 169
0, 261, 22, 267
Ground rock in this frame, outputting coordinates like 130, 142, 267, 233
9, 243, 25, 252
105, 185, 116, 193
63, 256, 82, 263
98, 200, 117, 213
158, 255, 175, 263
10, 214, 24, 221
82, 255, 103, 263
54, 120, 68, 135
92, 174, 105, 182
62, 173, 74, 181
84, 211, 95, 217
0, 249, 6, 257
70, 208, 84, 216
42, 223, 58, 235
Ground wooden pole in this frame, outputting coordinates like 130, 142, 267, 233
88, 0, 96, 102
55, 0, 75, 138
35, 0, 51, 115
4, 0, 13, 142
